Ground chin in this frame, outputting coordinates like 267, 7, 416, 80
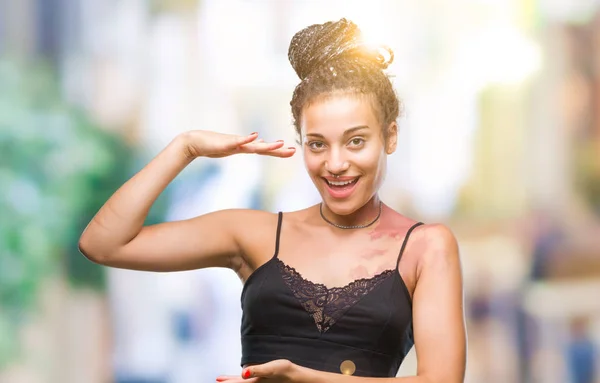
326, 204, 355, 216
321, 197, 364, 215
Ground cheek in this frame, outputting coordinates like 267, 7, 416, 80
355, 148, 384, 174
353, 153, 386, 189
303, 152, 322, 175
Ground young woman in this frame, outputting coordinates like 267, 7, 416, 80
79, 18, 466, 383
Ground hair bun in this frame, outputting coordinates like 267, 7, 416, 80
288, 18, 394, 80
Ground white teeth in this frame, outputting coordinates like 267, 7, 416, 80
327, 179, 356, 186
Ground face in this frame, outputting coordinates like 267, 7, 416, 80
300, 93, 397, 215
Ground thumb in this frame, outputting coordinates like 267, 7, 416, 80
244, 360, 293, 379
242, 365, 270, 379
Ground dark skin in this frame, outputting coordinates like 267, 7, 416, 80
79, 93, 465, 383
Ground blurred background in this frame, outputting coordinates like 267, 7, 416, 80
1, 0, 600, 382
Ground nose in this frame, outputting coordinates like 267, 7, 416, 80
325, 147, 350, 175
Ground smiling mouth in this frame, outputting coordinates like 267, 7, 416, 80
324, 177, 359, 187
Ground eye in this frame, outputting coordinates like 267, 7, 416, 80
349, 137, 365, 147
308, 141, 325, 150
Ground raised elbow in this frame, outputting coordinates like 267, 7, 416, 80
77, 233, 108, 264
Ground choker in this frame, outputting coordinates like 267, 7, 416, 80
319, 201, 382, 229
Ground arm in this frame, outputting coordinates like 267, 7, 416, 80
231, 224, 466, 383
78, 131, 293, 272
409, 223, 466, 382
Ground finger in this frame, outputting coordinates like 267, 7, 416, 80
246, 359, 292, 379
238, 140, 285, 153
231, 132, 259, 148
257, 147, 296, 158
216, 377, 260, 383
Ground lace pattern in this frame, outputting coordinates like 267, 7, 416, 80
275, 258, 394, 333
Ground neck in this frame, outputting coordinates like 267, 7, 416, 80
320, 197, 382, 228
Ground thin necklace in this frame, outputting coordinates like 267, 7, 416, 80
319, 201, 383, 229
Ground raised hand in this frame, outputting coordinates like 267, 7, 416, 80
179, 130, 296, 159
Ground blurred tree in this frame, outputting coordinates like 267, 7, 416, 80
576, 141, 600, 216
150, 0, 198, 14
0, 58, 168, 368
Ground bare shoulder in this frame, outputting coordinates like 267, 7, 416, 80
187, 207, 281, 256
216, 208, 281, 242
419, 223, 459, 252
412, 223, 461, 276
278, 205, 317, 225
223, 208, 282, 271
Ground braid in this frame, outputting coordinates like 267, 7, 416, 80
288, 19, 401, 141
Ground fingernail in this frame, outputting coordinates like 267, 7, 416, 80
242, 369, 252, 379
288, 147, 296, 149
249, 132, 258, 135
276, 140, 284, 143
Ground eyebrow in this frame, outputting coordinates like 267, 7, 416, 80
305, 125, 370, 138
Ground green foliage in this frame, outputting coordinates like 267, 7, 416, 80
0, 59, 135, 367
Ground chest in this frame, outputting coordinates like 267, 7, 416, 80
276, 225, 405, 289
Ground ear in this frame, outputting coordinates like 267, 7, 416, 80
385, 122, 398, 154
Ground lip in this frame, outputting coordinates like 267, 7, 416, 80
322, 177, 360, 199
322, 176, 360, 182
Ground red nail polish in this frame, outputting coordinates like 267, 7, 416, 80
242, 369, 252, 379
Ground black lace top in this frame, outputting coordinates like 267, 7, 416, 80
240, 213, 423, 377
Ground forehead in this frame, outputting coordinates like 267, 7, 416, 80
301, 93, 380, 136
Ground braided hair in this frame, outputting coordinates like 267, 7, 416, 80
288, 19, 401, 141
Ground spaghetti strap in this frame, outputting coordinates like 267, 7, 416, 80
396, 222, 424, 267
273, 212, 283, 258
